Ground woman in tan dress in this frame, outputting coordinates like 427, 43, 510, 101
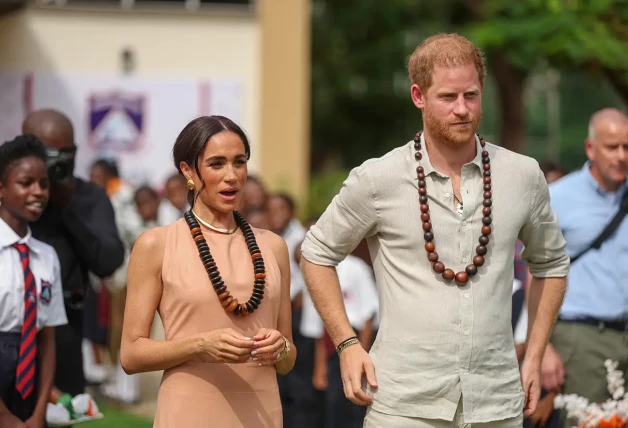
120, 116, 296, 427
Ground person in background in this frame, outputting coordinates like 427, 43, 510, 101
298, 219, 379, 428
539, 161, 566, 185
158, 174, 189, 226
267, 193, 313, 427
267, 193, 307, 301
89, 159, 141, 246
135, 186, 161, 232
85, 159, 140, 386
516, 161, 566, 428
99, 186, 160, 404
0, 135, 68, 427
23, 109, 125, 398
542, 108, 628, 428
244, 206, 271, 230
241, 175, 268, 212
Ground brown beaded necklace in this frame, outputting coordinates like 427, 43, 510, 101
184, 210, 266, 316
414, 132, 492, 286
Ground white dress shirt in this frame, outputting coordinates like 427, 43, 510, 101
300, 254, 379, 338
0, 218, 68, 333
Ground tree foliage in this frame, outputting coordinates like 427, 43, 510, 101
310, 0, 628, 172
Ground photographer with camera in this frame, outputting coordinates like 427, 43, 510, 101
22, 109, 125, 397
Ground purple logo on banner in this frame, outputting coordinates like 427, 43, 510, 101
88, 91, 145, 152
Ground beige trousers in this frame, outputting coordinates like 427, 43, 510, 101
364, 398, 522, 428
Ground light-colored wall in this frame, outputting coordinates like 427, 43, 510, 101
0, 0, 312, 203
0, 6, 261, 172
259, 0, 310, 205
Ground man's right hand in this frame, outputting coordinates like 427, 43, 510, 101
541, 343, 565, 392
339, 343, 377, 406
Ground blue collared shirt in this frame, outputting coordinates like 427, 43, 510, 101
549, 162, 628, 321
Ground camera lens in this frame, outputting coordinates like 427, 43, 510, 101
48, 160, 69, 182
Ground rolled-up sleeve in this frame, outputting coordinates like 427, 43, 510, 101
518, 166, 570, 278
301, 165, 378, 267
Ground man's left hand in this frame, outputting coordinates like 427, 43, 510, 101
521, 357, 542, 417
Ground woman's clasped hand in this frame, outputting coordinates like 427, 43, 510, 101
194, 327, 287, 365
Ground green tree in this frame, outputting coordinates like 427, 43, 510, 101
466, 0, 628, 153
310, 0, 628, 172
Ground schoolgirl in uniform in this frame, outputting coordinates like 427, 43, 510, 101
0, 135, 68, 427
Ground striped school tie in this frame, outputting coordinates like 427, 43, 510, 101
13, 243, 37, 399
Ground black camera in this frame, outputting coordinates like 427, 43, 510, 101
46, 148, 75, 184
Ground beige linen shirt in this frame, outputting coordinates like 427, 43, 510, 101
300, 134, 570, 423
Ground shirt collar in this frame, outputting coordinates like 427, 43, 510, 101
582, 161, 627, 201
415, 133, 485, 177
0, 217, 41, 254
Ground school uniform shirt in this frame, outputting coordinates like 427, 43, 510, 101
300, 254, 379, 339
0, 218, 68, 333
281, 218, 307, 300
158, 200, 188, 227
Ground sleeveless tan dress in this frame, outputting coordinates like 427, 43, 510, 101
153, 219, 283, 428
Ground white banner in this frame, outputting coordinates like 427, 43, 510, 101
0, 71, 243, 189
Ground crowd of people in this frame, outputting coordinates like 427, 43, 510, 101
0, 32, 626, 428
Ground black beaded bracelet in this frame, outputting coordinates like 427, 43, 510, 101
335, 335, 358, 353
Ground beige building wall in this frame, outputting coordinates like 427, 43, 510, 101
259, 0, 311, 204
0, 0, 309, 201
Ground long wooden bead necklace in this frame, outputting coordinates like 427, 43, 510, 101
184, 210, 266, 316
414, 132, 493, 286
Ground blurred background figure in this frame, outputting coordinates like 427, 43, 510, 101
88, 158, 144, 405
539, 161, 566, 185
135, 186, 161, 232
241, 175, 268, 213
244, 205, 271, 229
24, 109, 125, 403
158, 174, 189, 226
541, 109, 628, 428
298, 219, 379, 428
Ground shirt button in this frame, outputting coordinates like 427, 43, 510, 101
464, 293, 470, 299
444, 192, 451, 198
463, 330, 469, 336
462, 221, 467, 226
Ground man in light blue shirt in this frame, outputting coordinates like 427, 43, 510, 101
541, 108, 628, 426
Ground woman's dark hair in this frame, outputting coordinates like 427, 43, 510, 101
0, 135, 48, 182
172, 115, 251, 208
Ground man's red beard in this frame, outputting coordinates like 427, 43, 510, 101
423, 106, 482, 149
